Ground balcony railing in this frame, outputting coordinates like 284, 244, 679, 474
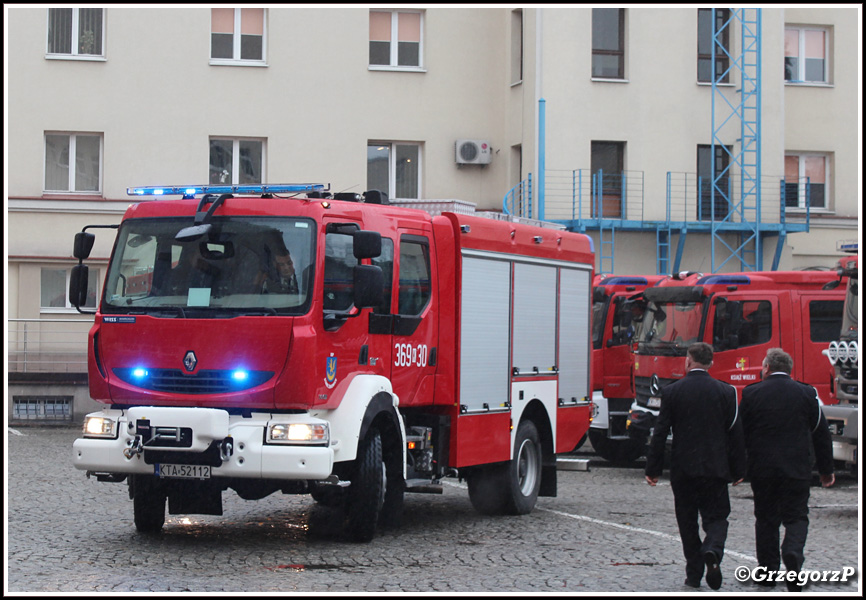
7, 318, 93, 373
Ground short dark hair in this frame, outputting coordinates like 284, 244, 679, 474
764, 347, 793, 374
688, 342, 713, 366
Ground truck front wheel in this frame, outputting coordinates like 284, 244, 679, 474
345, 428, 384, 542
131, 475, 166, 533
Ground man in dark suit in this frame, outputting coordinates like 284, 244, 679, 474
645, 342, 746, 590
740, 348, 834, 592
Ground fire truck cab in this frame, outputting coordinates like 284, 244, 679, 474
69, 184, 595, 541
628, 270, 846, 449
589, 275, 666, 463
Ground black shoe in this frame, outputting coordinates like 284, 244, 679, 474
783, 553, 802, 592
684, 578, 700, 589
704, 551, 722, 590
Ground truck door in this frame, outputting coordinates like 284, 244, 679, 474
388, 232, 438, 406
798, 294, 844, 403
710, 294, 776, 393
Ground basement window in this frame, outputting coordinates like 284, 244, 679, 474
12, 396, 73, 422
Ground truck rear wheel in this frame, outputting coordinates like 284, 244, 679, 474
345, 428, 384, 542
503, 420, 542, 514
131, 475, 166, 533
588, 428, 644, 464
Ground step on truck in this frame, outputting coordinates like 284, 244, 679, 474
627, 270, 846, 449
823, 241, 858, 474
69, 184, 595, 541
589, 275, 665, 464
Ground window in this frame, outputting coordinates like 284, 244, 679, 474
367, 142, 421, 199
398, 237, 431, 316
369, 10, 423, 68
697, 144, 731, 220
44, 133, 101, 193
511, 9, 523, 84
211, 8, 266, 63
785, 27, 828, 84
47, 8, 104, 57
592, 8, 624, 79
697, 8, 730, 83
713, 300, 772, 349
13, 396, 73, 422
209, 138, 264, 184
810, 300, 843, 342
323, 230, 357, 313
784, 153, 828, 210
41, 268, 97, 310
591, 141, 625, 218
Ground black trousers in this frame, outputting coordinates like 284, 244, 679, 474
749, 477, 811, 570
671, 476, 731, 583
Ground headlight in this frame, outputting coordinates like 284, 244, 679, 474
83, 415, 118, 438
267, 422, 329, 445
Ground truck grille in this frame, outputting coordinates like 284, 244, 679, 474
113, 368, 273, 394
634, 375, 678, 408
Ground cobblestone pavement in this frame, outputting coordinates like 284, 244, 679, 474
5, 427, 861, 595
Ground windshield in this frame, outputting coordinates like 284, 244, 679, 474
102, 217, 315, 316
636, 300, 705, 355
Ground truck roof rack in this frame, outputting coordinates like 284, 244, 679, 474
127, 184, 329, 199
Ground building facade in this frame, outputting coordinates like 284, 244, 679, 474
5, 6, 860, 420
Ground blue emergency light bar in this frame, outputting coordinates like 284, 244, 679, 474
127, 184, 329, 198
697, 275, 752, 285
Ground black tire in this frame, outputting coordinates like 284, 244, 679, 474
345, 428, 384, 542
588, 428, 644, 465
503, 420, 542, 515
467, 464, 508, 515
380, 442, 405, 530
132, 475, 165, 533
310, 485, 346, 508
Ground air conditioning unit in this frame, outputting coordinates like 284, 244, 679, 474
455, 139, 492, 165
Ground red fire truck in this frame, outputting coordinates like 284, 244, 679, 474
69, 184, 594, 541
627, 270, 846, 449
824, 242, 858, 473
589, 275, 665, 463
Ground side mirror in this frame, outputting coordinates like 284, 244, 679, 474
353, 265, 384, 308
176, 223, 212, 242
353, 230, 382, 260
74, 232, 96, 260
69, 264, 90, 307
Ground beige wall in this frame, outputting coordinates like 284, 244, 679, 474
5, 6, 860, 317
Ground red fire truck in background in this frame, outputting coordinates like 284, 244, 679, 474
824, 242, 858, 474
69, 184, 594, 541
588, 275, 665, 463
627, 270, 846, 451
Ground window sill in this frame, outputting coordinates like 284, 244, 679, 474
785, 81, 833, 88
45, 54, 106, 62
41, 192, 105, 200
368, 65, 427, 73
591, 77, 629, 84
209, 59, 268, 68
696, 81, 735, 87
785, 209, 830, 216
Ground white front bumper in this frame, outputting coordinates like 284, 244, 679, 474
72, 407, 333, 480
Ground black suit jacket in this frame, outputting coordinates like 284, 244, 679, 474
740, 373, 834, 480
645, 369, 746, 482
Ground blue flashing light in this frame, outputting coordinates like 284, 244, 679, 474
600, 276, 649, 286
127, 184, 329, 197
231, 370, 250, 382
132, 367, 149, 379
697, 275, 752, 285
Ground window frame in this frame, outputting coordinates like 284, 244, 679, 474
41, 267, 99, 312
591, 8, 625, 80
784, 152, 830, 212
510, 9, 524, 85
697, 8, 731, 84
210, 7, 267, 67
209, 137, 266, 185
784, 25, 830, 85
367, 141, 423, 200
43, 132, 103, 194
368, 9, 425, 72
45, 7, 106, 61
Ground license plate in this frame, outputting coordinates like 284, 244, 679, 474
647, 396, 661, 409
156, 464, 211, 479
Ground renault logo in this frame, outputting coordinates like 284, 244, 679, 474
183, 351, 197, 372
649, 374, 661, 397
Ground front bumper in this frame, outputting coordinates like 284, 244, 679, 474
72, 407, 334, 480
